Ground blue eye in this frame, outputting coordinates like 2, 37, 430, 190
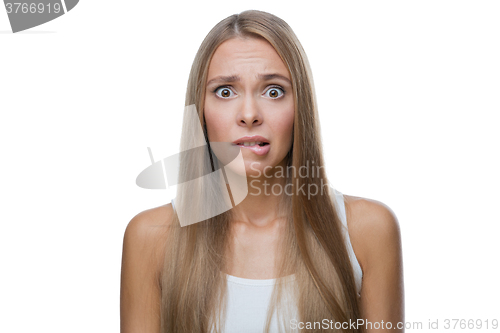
265, 86, 285, 99
214, 86, 235, 98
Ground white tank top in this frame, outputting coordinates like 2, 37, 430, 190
170, 187, 363, 332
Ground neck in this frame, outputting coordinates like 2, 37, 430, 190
227, 163, 290, 228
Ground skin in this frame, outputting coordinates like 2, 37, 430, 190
344, 194, 405, 332
120, 36, 404, 333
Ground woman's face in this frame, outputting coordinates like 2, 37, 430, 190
204, 36, 294, 178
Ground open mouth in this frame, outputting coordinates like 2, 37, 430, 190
233, 140, 271, 156
235, 141, 270, 147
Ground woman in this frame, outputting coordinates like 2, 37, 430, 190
121, 10, 404, 333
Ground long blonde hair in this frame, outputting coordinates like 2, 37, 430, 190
159, 10, 361, 333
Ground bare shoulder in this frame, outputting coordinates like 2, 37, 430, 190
342, 194, 402, 273
120, 203, 175, 332
122, 203, 175, 282
124, 203, 174, 264
125, 203, 175, 237
342, 194, 405, 324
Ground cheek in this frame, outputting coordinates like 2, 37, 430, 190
203, 107, 227, 142
286, 110, 294, 140
274, 106, 294, 147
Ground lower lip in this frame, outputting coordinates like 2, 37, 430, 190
236, 144, 271, 156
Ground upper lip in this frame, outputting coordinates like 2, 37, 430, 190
232, 135, 270, 145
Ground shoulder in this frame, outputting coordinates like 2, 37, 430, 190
125, 203, 175, 237
120, 204, 175, 331
342, 194, 402, 273
122, 203, 175, 280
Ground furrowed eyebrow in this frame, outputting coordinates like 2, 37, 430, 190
257, 73, 292, 85
206, 73, 292, 86
206, 75, 240, 86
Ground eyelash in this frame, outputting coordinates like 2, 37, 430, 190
212, 85, 286, 99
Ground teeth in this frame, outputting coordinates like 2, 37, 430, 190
238, 141, 267, 146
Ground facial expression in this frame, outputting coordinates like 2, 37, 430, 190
204, 36, 295, 178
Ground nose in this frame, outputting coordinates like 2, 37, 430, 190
237, 95, 263, 128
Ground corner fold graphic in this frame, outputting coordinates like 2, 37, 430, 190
64, 0, 78, 11
4, 0, 79, 33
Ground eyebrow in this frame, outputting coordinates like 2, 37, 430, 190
206, 73, 292, 86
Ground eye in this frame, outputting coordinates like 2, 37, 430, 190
264, 86, 285, 99
214, 86, 235, 99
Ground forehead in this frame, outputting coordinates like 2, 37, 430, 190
207, 37, 289, 77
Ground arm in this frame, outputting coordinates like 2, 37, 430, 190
345, 196, 405, 332
120, 204, 173, 333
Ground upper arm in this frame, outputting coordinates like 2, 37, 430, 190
120, 204, 174, 333
345, 197, 405, 332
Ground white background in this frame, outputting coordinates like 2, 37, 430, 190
1, 1, 499, 332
